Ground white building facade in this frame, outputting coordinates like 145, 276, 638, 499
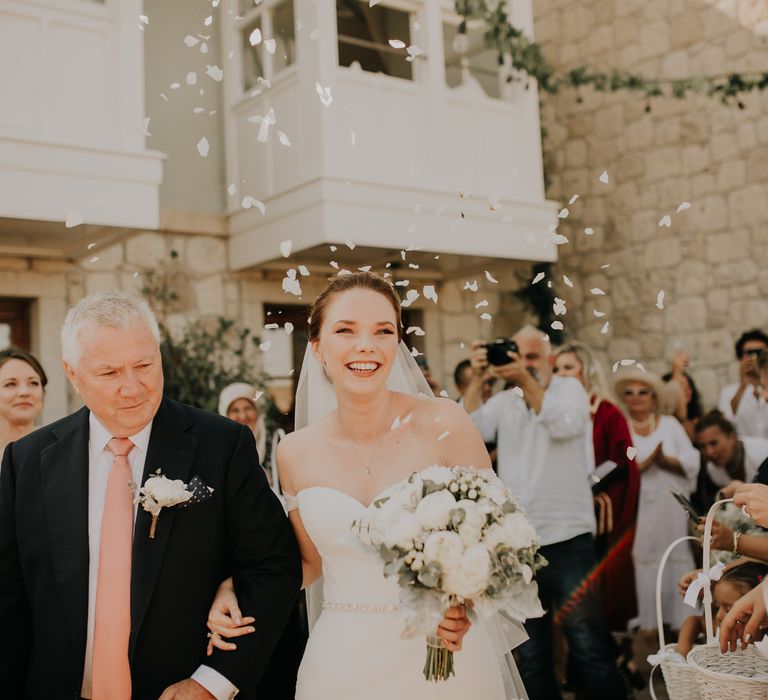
0, 0, 556, 421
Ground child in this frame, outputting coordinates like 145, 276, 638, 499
677, 562, 768, 657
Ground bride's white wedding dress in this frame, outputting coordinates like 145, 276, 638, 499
288, 479, 528, 700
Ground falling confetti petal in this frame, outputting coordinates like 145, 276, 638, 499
330, 261, 339, 269
280, 240, 292, 257
388, 39, 406, 49
89, 256, 99, 264
282, 269, 302, 296
406, 326, 426, 336
264, 38, 276, 54
553, 298, 567, 316
315, 82, 333, 106
593, 310, 606, 318
204, 15, 213, 26
551, 321, 564, 330
656, 290, 665, 310
558, 208, 569, 219
227, 184, 236, 197
677, 202, 691, 213
187, 72, 197, 86
532, 272, 545, 284
87, 242, 96, 250
554, 234, 569, 245
599, 171, 609, 184
249, 27, 262, 45
485, 271, 498, 284
475, 300, 489, 309
569, 194, 579, 205
401, 290, 420, 307
563, 275, 573, 287
345, 240, 356, 250
423, 286, 438, 303
584, 227, 594, 235
437, 431, 450, 442
601, 322, 610, 334
184, 35, 199, 47
480, 313, 493, 321
659, 214, 671, 227
65, 211, 83, 228
206, 65, 223, 81
285, 322, 294, 335
138, 117, 151, 136
590, 288, 606, 295
197, 137, 209, 157
298, 265, 309, 276
627, 446, 637, 460
139, 14, 149, 25
464, 281, 478, 292
241, 196, 265, 214
260, 341, 272, 351
264, 323, 279, 330
278, 131, 291, 146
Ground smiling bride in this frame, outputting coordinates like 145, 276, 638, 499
206, 271, 530, 699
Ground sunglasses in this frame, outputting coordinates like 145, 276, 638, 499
623, 388, 652, 397
744, 349, 765, 358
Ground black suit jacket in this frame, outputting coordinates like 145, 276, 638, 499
0, 398, 302, 699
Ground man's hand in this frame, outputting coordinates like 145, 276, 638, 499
696, 519, 733, 551
720, 581, 767, 653
436, 604, 472, 652
469, 341, 489, 376
740, 354, 760, 386
159, 679, 216, 700
671, 351, 689, 378
733, 483, 768, 528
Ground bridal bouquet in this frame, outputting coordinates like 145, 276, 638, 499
354, 466, 546, 682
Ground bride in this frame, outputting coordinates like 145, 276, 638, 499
207, 271, 529, 699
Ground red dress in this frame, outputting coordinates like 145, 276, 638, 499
591, 398, 640, 631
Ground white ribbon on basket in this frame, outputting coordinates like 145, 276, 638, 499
647, 647, 686, 666
683, 561, 726, 608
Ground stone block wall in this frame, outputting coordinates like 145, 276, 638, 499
533, 0, 768, 407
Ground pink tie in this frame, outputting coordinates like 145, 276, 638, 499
91, 438, 134, 700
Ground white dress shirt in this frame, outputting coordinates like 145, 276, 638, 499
719, 382, 768, 439
81, 413, 237, 700
470, 376, 596, 546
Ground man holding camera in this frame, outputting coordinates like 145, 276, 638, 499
465, 326, 624, 700
718, 329, 768, 439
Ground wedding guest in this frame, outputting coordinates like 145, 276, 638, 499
466, 326, 625, 700
693, 410, 768, 511
454, 359, 495, 402
554, 343, 640, 633
0, 348, 47, 456
662, 350, 703, 441
415, 355, 441, 395
614, 368, 700, 634
718, 329, 768, 439
218, 382, 267, 463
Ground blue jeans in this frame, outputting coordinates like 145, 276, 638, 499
516, 533, 626, 700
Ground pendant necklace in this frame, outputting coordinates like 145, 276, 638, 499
339, 392, 394, 477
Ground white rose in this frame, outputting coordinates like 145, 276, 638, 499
456, 499, 486, 547
395, 477, 423, 511
141, 476, 192, 515
443, 545, 492, 598
500, 512, 539, 550
383, 513, 423, 551
482, 522, 508, 551
423, 531, 464, 571
416, 489, 457, 530
374, 496, 411, 535
481, 475, 509, 506
419, 466, 453, 486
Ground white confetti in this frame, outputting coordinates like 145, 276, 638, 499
627, 446, 637, 460
569, 194, 579, 205
315, 82, 333, 107
551, 321, 564, 330
558, 208, 569, 219
599, 170, 609, 184
406, 326, 426, 336
206, 65, 223, 81
563, 275, 573, 287
249, 27, 262, 46
345, 240, 356, 250
480, 313, 493, 321
186, 72, 197, 86
87, 242, 96, 250
677, 202, 691, 213
260, 341, 272, 351
554, 234, 569, 245
656, 290, 665, 310
65, 211, 83, 228
401, 290, 420, 307
227, 184, 236, 197
284, 322, 294, 335
170, 82, 181, 90
659, 214, 671, 227
532, 272, 545, 284
584, 227, 594, 235
590, 288, 606, 295
437, 431, 450, 442
89, 256, 99, 264
280, 240, 292, 257
395, 280, 410, 287
358, 266, 372, 272
423, 285, 438, 303
264, 38, 276, 54
264, 323, 279, 330
241, 196, 265, 214
601, 322, 610, 334
406, 45, 424, 60
464, 280, 478, 292
196, 137, 209, 157
138, 117, 151, 136
593, 310, 606, 318
485, 271, 498, 284
200, 42, 208, 54
298, 265, 310, 276
204, 15, 213, 26
139, 14, 149, 25
330, 261, 339, 269
184, 35, 199, 47
282, 269, 302, 296
278, 131, 291, 146
388, 39, 406, 49
553, 298, 567, 316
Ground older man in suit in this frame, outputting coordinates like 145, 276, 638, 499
0, 291, 301, 699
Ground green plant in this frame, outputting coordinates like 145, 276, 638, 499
455, 1, 768, 107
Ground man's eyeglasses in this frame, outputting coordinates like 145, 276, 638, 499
623, 388, 652, 397
744, 349, 765, 358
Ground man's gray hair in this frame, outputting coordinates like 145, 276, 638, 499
514, 324, 552, 354
61, 291, 161, 366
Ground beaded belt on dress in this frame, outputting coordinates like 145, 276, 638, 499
322, 601, 399, 613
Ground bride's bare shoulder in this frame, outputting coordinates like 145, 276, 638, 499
275, 418, 333, 490
406, 393, 473, 433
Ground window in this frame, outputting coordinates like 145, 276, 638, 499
443, 19, 502, 99
336, 0, 413, 80
0, 299, 31, 350
237, 0, 296, 91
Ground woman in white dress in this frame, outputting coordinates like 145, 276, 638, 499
207, 271, 528, 699
613, 368, 700, 632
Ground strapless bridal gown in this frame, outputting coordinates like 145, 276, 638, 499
291, 483, 528, 700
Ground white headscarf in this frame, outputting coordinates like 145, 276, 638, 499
218, 382, 267, 461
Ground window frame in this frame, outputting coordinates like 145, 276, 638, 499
0, 298, 32, 351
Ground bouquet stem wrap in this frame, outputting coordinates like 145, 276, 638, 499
424, 634, 454, 682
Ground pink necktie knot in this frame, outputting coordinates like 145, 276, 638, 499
107, 437, 134, 459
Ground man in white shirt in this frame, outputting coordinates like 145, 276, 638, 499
0, 292, 301, 699
464, 326, 624, 700
718, 329, 768, 439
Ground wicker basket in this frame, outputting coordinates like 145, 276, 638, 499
686, 498, 768, 700
649, 535, 701, 700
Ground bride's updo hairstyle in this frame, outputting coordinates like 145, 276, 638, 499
308, 272, 403, 343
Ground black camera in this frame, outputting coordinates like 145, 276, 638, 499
484, 339, 519, 366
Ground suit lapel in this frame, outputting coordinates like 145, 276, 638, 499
130, 399, 198, 656
41, 407, 90, 652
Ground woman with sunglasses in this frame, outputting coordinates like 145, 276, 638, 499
614, 368, 700, 635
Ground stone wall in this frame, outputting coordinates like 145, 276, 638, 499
533, 0, 768, 407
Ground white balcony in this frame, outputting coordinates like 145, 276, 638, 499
223, 0, 557, 271
0, 0, 163, 253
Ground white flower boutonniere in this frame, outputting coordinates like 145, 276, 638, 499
136, 469, 194, 539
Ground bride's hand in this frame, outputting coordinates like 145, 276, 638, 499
436, 604, 472, 652
206, 577, 256, 655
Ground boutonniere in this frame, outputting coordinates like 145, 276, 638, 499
136, 470, 194, 539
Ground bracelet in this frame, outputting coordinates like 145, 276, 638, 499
733, 530, 742, 554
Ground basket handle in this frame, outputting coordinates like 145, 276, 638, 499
702, 498, 733, 644
656, 535, 699, 650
